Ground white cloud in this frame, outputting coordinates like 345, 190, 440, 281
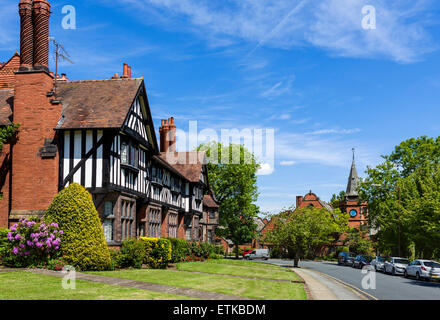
280, 160, 295, 166
257, 163, 274, 176
306, 128, 362, 135
113, 0, 437, 63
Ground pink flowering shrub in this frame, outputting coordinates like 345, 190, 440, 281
4, 218, 63, 268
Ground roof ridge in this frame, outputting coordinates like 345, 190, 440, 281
57, 77, 143, 84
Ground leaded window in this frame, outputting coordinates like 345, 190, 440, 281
103, 201, 115, 242
168, 212, 178, 238
148, 209, 161, 238
121, 200, 134, 241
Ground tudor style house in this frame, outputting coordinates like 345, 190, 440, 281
0, 0, 219, 246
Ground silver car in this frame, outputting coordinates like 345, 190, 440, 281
371, 256, 386, 272
404, 260, 440, 281
384, 257, 410, 275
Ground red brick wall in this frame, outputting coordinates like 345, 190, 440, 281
161, 208, 169, 237
177, 212, 185, 239
11, 71, 60, 214
0, 144, 11, 228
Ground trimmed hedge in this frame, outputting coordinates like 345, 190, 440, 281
165, 237, 190, 263
44, 183, 112, 271
111, 238, 145, 269
139, 237, 172, 269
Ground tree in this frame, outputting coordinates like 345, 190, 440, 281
198, 142, 260, 258
343, 228, 374, 255
264, 206, 349, 267
330, 191, 346, 209
360, 136, 440, 259
44, 183, 112, 271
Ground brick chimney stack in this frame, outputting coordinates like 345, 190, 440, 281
159, 119, 170, 152
18, 0, 34, 70
32, 0, 51, 71
168, 117, 176, 152
12, 0, 60, 220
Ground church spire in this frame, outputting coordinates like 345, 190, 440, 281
346, 148, 359, 199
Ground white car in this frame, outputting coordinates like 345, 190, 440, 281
244, 249, 269, 260
371, 256, 386, 272
404, 260, 440, 281
384, 257, 410, 275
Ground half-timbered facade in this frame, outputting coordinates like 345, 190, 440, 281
0, 0, 220, 246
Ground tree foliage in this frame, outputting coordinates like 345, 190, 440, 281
360, 136, 440, 259
264, 206, 349, 267
198, 142, 260, 257
44, 183, 112, 271
0, 123, 20, 151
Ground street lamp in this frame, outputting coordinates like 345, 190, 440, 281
372, 183, 401, 257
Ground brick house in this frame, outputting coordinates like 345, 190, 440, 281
0, 0, 219, 246
260, 154, 368, 252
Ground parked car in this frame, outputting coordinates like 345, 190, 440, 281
244, 249, 269, 260
242, 249, 252, 257
353, 255, 373, 269
404, 260, 440, 281
371, 257, 387, 272
384, 257, 410, 275
338, 252, 356, 266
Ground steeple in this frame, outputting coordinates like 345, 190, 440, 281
346, 148, 359, 200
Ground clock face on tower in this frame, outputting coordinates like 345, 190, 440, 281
349, 209, 357, 218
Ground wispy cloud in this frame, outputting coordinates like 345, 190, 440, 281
306, 128, 362, 135
111, 0, 437, 63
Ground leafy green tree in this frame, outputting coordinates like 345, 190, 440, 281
0, 123, 20, 151
330, 191, 346, 209
44, 183, 112, 271
265, 206, 349, 267
360, 136, 440, 259
343, 228, 374, 255
198, 142, 260, 258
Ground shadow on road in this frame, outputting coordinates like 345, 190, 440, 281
403, 278, 440, 288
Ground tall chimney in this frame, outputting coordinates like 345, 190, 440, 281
32, 0, 51, 71
122, 63, 129, 78
18, 0, 34, 70
128, 65, 132, 78
168, 117, 176, 152
159, 119, 170, 152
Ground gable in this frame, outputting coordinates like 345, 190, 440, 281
122, 94, 153, 147
0, 53, 20, 89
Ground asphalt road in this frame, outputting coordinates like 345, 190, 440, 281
265, 259, 440, 300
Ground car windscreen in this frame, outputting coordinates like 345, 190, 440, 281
424, 261, 440, 268
377, 257, 386, 262
395, 259, 409, 265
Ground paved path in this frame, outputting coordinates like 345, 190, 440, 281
265, 260, 366, 300
27, 269, 256, 300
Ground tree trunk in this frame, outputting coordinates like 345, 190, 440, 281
235, 244, 239, 259
293, 251, 301, 268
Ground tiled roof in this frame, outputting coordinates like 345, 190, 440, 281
0, 53, 20, 89
0, 89, 14, 126
203, 194, 219, 208
159, 151, 206, 183
56, 78, 143, 129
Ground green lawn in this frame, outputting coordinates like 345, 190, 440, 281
183, 259, 302, 281
207, 259, 288, 270
89, 265, 306, 300
0, 271, 195, 300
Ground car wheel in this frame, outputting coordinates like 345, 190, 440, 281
392, 268, 396, 276
416, 272, 421, 281
404, 270, 408, 278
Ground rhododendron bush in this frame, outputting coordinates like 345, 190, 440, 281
3, 218, 63, 268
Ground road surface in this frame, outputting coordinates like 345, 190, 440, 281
266, 259, 440, 300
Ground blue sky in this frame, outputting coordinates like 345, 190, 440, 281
2, 0, 440, 214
